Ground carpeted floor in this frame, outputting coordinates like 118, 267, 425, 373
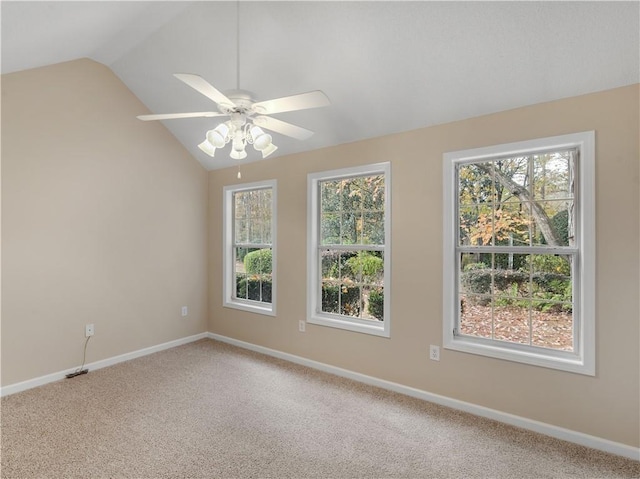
1, 339, 638, 478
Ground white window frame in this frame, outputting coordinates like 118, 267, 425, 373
223, 180, 277, 316
443, 132, 595, 375
307, 162, 391, 337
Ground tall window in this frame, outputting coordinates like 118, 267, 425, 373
443, 132, 595, 375
307, 163, 391, 337
223, 180, 276, 315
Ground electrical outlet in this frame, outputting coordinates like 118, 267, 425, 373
429, 345, 440, 361
298, 320, 306, 332
85, 324, 95, 337
181, 306, 188, 317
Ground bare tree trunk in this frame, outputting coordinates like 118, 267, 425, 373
476, 163, 563, 247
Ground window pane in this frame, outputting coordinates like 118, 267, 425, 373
493, 253, 529, 298
321, 213, 340, 245
531, 200, 573, 247
458, 163, 494, 206
495, 156, 530, 194
362, 177, 384, 211
493, 300, 531, 346
235, 219, 248, 244
459, 294, 492, 339
262, 219, 272, 244
249, 219, 263, 244
234, 192, 248, 219
459, 204, 493, 246
235, 273, 248, 300
533, 151, 572, 201
460, 257, 491, 296
235, 247, 248, 274
364, 286, 384, 321
340, 213, 358, 245
321, 280, 341, 314
494, 202, 531, 246
341, 178, 363, 212
340, 283, 361, 317
531, 301, 573, 351
362, 212, 384, 245
321, 180, 341, 212
259, 274, 273, 303
529, 254, 573, 351
531, 254, 572, 304
321, 250, 340, 280
248, 190, 261, 218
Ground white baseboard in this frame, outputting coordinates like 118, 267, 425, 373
207, 332, 640, 462
3, 331, 637, 461
0, 332, 209, 397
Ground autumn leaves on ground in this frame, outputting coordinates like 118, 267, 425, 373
460, 303, 573, 351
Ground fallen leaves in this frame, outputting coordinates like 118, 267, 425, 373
460, 304, 573, 351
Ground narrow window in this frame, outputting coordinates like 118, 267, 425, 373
443, 132, 595, 375
223, 180, 276, 315
308, 163, 391, 337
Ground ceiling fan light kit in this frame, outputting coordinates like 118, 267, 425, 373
137, 74, 329, 164
137, 3, 329, 166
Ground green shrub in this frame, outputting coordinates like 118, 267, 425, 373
368, 288, 384, 320
321, 283, 360, 317
346, 251, 383, 282
460, 268, 492, 294
461, 268, 571, 312
236, 275, 272, 303
525, 254, 571, 275
463, 262, 488, 271
244, 249, 272, 274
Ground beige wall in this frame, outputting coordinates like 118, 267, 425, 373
208, 84, 640, 448
1, 59, 209, 386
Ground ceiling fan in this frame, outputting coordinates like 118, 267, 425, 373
137, 73, 330, 160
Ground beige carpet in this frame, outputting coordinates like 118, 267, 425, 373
1, 339, 638, 479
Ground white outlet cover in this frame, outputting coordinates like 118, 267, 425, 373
181, 306, 188, 316
430, 345, 440, 361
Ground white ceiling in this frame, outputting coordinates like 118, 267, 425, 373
2, 1, 639, 170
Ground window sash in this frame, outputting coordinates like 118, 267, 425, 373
223, 180, 276, 316
308, 163, 391, 337
443, 131, 594, 375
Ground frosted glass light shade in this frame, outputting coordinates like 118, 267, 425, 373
249, 126, 272, 151
207, 123, 229, 148
198, 140, 216, 157
261, 143, 278, 158
230, 148, 247, 160
232, 135, 245, 152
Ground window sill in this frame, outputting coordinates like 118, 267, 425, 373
444, 335, 594, 376
308, 313, 389, 338
224, 300, 275, 317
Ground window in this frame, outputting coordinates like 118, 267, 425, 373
223, 180, 276, 315
443, 132, 595, 375
307, 163, 391, 337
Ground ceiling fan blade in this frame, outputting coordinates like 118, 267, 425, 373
137, 112, 226, 121
253, 116, 314, 140
252, 90, 330, 115
173, 73, 236, 108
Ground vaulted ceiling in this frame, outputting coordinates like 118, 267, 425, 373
2, 1, 638, 170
